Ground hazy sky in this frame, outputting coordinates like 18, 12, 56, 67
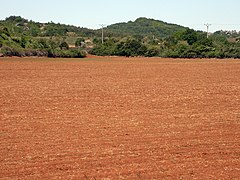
0, 0, 240, 32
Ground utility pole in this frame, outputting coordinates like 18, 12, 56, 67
204, 23, 211, 38
99, 24, 105, 44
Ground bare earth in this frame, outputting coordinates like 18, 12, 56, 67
0, 57, 240, 179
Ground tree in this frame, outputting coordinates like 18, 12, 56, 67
145, 46, 160, 57
115, 38, 147, 57
59, 42, 69, 50
5, 16, 28, 23
2, 27, 11, 37
90, 38, 117, 56
181, 28, 198, 45
20, 36, 29, 48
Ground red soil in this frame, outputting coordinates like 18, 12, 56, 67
0, 57, 240, 179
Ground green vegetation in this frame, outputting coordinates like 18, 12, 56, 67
104, 17, 186, 38
0, 16, 86, 58
0, 27, 86, 57
0, 16, 239, 58
91, 28, 240, 58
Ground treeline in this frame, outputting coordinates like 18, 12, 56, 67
0, 16, 184, 39
1, 16, 94, 37
90, 37, 159, 57
0, 27, 86, 58
91, 28, 240, 58
0, 16, 240, 58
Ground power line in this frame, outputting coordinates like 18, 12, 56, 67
190, 24, 240, 26
212, 24, 240, 26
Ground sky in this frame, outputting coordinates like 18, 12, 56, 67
0, 0, 240, 32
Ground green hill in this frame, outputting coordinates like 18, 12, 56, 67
105, 17, 186, 38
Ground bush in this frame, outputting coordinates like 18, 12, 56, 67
115, 38, 147, 57
47, 48, 86, 58
1, 46, 24, 56
59, 42, 69, 50
90, 44, 116, 56
145, 46, 160, 57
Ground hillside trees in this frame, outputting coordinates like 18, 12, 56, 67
90, 27, 240, 58
1, 16, 240, 58
105, 17, 186, 38
0, 27, 86, 58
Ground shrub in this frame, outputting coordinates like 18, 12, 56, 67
47, 48, 86, 58
59, 42, 69, 50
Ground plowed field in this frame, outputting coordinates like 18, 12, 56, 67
1, 57, 240, 179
